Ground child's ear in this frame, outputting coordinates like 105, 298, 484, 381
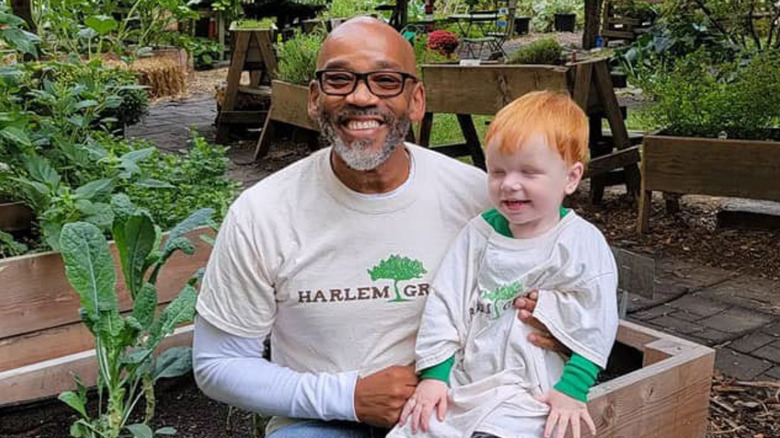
564, 162, 584, 195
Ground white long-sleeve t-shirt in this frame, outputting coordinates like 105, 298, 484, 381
194, 144, 490, 435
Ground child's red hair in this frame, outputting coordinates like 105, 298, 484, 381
485, 91, 590, 166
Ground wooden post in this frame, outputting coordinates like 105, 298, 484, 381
10, 0, 35, 34
456, 114, 486, 169
418, 112, 434, 147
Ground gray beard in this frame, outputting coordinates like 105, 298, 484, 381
317, 106, 411, 171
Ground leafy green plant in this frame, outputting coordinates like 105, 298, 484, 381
639, 48, 780, 139
532, 0, 582, 31
0, 4, 41, 57
368, 255, 427, 302
0, 230, 27, 258
58, 199, 213, 438
277, 30, 324, 86
508, 37, 563, 65
322, 0, 382, 19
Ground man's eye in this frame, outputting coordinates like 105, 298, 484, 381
326, 75, 353, 83
371, 75, 402, 88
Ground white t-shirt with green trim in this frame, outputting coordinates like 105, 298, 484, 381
196, 143, 490, 431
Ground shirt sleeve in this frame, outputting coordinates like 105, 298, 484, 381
415, 223, 484, 372
419, 356, 455, 385
196, 208, 276, 338
553, 353, 601, 402
192, 316, 359, 421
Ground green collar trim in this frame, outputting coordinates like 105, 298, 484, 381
481, 207, 570, 238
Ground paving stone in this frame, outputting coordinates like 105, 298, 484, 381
648, 315, 705, 335
698, 307, 773, 334
667, 294, 730, 317
668, 310, 705, 322
762, 366, 780, 380
692, 328, 732, 345
629, 305, 674, 321
762, 320, 780, 338
752, 343, 780, 363
729, 332, 777, 354
654, 258, 734, 296
715, 348, 773, 380
699, 275, 780, 316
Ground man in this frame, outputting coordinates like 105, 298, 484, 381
193, 16, 559, 437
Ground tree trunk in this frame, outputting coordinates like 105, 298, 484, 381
10, 0, 36, 34
583, 0, 604, 49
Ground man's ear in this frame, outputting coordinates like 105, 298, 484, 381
564, 162, 584, 195
307, 79, 320, 121
407, 81, 426, 123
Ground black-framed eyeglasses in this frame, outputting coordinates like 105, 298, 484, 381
315, 69, 418, 98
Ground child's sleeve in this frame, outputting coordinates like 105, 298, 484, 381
414, 223, 486, 373
531, 225, 620, 370
554, 353, 601, 402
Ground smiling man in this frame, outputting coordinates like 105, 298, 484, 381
193, 17, 556, 438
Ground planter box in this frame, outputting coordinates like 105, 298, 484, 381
267, 80, 318, 132
0, 228, 213, 406
554, 13, 577, 32
638, 132, 780, 232
0, 200, 32, 232
513, 16, 531, 35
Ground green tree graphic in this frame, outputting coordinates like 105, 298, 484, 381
368, 255, 427, 302
481, 281, 521, 319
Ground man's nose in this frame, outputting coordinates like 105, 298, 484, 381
345, 79, 380, 106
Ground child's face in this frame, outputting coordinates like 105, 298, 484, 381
486, 132, 583, 238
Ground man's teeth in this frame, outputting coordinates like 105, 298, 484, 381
347, 120, 380, 130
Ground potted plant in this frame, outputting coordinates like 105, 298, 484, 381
637, 50, 780, 232
552, 0, 577, 32
513, 1, 533, 35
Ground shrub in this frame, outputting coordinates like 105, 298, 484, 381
427, 30, 459, 57
277, 30, 324, 86
508, 37, 563, 65
640, 49, 780, 139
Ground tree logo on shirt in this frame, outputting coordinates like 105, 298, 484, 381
368, 255, 427, 302
481, 281, 522, 319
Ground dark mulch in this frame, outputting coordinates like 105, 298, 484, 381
707, 373, 780, 438
0, 374, 258, 438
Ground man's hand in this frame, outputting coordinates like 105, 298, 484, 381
398, 379, 448, 433
535, 389, 597, 438
513, 290, 570, 354
354, 365, 419, 428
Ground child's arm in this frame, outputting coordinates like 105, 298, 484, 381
536, 354, 600, 438
398, 378, 448, 433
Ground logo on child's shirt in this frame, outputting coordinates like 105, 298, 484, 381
471, 281, 522, 319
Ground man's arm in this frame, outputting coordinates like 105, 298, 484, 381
193, 317, 418, 427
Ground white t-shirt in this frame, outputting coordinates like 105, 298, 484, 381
389, 211, 619, 438
196, 143, 490, 431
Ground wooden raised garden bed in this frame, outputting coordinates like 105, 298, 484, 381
0, 229, 213, 406
0, 200, 33, 232
638, 132, 780, 232
253, 79, 319, 161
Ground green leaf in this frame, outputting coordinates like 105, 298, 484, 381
74, 178, 113, 200
120, 147, 156, 164
0, 126, 31, 147
155, 427, 177, 435
84, 203, 114, 229
126, 423, 154, 438
59, 222, 118, 327
114, 212, 156, 298
122, 348, 153, 364
133, 283, 158, 330
69, 419, 91, 437
149, 285, 197, 346
85, 15, 118, 36
136, 178, 175, 189
153, 347, 193, 380
58, 391, 87, 418
110, 193, 137, 223
73, 99, 99, 110
162, 209, 214, 257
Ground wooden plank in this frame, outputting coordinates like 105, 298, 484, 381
585, 145, 641, 178
418, 112, 434, 147
255, 30, 278, 76
0, 229, 213, 340
570, 61, 592, 110
221, 31, 249, 113
253, 108, 277, 161
601, 29, 636, 39
0, 326, 193, 407
269, 80, 319, 131
0, 303, 171, 372
586, 320, 714, 438
456, 114, 486, 169
422, 65, 569, 115
643, 134, 780, 201
0, 201, 33, 232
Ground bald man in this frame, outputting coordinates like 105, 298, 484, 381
193, 17, 557, 438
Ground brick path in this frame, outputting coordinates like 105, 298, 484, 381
128, 87, 780, 383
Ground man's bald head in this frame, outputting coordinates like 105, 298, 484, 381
317, 16, 417, 75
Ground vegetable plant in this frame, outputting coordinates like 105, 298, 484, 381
58, 197, 214, 438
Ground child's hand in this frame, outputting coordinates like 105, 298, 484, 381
398, 379, 448, 433
535, 389, 596, 438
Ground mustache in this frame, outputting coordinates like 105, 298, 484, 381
334, 106, 393, 125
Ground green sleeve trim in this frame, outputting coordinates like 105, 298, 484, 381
553, 353, 600, 403
481, 207, 570, 238
419, 356, 455, 385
